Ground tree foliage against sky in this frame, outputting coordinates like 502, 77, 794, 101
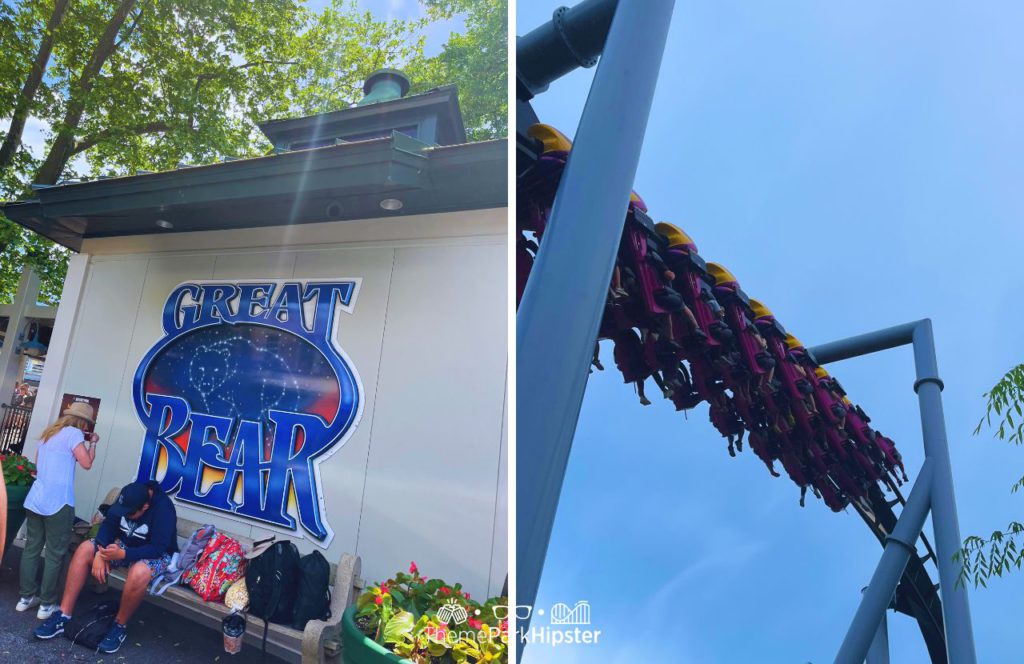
957, 364, 1024, 588
0, 0, 506, 305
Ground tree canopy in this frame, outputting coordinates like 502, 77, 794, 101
0, 0, 507, 304
956, 364, 1024, 588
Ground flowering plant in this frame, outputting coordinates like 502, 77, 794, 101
1, 454, 36, 486
354, 562, 508, 663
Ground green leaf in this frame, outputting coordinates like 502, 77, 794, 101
382, 610, 415, 645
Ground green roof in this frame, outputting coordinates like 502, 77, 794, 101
2, 132, 506, 251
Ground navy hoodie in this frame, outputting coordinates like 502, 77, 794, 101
95, 481, 178, 563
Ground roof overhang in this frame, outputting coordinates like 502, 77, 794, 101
1, 133, 506, 251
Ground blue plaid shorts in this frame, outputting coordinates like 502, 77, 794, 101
90, 539, 174, 576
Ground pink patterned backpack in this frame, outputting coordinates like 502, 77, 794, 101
181, 532, 247, 602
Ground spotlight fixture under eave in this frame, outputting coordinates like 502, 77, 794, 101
379, 198, 403, 211
155, 219, 173, 229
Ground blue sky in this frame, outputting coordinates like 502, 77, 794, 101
519, 2, 1024, 662
312, 0, 462, 56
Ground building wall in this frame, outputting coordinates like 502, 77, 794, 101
25, 208, 507, 598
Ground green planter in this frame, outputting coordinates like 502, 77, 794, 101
4, 483, 31, 556
341, 605, 412, 664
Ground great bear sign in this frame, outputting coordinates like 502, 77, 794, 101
132, 280, 364, 546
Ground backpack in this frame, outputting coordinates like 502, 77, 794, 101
150, 524, 216, 596
182, 532, 247, 601
247, 539, 300, 623
64, 599, 119, 651
246, 539, 301, 657
291, 551, 331, 630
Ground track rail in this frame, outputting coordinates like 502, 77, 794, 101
858, 488, 947, 663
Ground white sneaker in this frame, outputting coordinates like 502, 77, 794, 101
36, 603, 60, 620
16, 596, 39, 612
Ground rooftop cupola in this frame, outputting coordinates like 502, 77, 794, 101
357, 69, 411, 106
258, 69, 466, 150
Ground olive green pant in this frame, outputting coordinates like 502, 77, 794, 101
19, 504, 75, 605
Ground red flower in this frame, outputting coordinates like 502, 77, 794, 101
16, 465, 24, 471
379, 583, 389, 595
468, 617, 482, 630
464, 592, 470, 600
409, 561, 418, 575
374, 595, 383, 605
500, 620, 508, 634
439, 586, 451, 596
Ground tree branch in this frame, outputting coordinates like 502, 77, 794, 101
71, 120, 172, 155
34, 0, 139, 184
0, 0, 72, 174
114, 5, 146, 50
70, 60, 296, 159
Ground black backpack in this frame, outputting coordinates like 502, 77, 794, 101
291, 551, 332, 630
246, 539, 300, 656
64, 599, 119, 651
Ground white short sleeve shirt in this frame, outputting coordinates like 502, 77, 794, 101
24, 426, 85, 516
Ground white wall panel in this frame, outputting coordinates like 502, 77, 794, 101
357, 240, 507, 598
489, 389, 508, 598
44, 213, 506, 600
97, 255, 231, 532
211, 251, 297, 279
249, 246, 396, 560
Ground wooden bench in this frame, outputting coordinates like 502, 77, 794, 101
19, 487, 365, 663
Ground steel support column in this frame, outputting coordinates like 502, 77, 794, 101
811, 320, 976, 664
867, 609, 891, 664
911, 321, 976, 663
836, 462, 933, 664
515, 0, 676, 654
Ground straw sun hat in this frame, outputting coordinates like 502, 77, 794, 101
62, 401, 95, 423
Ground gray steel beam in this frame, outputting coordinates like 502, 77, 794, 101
835, 462, 933, 664
910, 321, 975, 663
517, 0, 619, 97
807, 321, 918, 365
812, 320, 976, 663
867, 609, 891, 664
515, 0, 676, 656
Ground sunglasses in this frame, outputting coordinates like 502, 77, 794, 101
491, 604, 533, 620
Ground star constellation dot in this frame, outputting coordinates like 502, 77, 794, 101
146, 323, 339, 433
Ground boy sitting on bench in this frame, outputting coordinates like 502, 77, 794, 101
34, 480, 178, 654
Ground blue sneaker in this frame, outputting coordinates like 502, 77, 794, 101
33, 611, 69, 639
97, 621, 127, 654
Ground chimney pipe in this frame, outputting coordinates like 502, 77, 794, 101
358, 69, 411, 106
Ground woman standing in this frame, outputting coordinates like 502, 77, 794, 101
15, 402, 99, 619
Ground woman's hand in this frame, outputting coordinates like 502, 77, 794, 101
87, 432, 100, 444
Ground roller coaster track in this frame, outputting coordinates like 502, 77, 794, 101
858, 487, 947, 663
518, 128, 950, 662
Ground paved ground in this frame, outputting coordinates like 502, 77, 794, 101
0, 547, 288, 664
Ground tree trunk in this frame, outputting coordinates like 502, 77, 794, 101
32, 0, 137, 185
0, 0, 72, 175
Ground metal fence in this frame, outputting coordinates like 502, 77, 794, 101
0, 403, 32, 454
